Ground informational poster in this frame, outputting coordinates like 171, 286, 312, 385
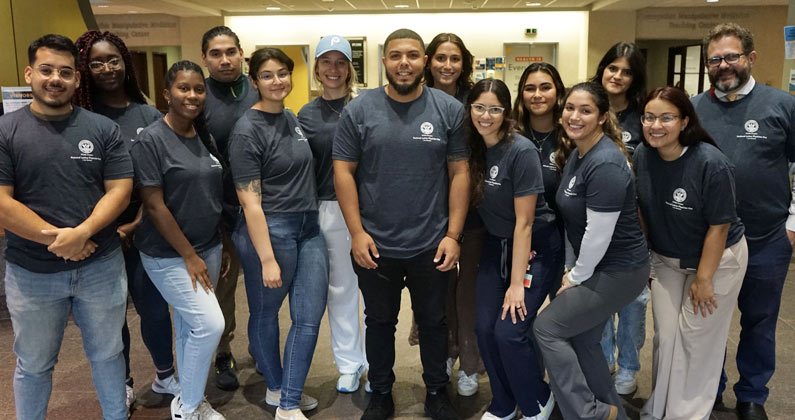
346, 37, 367, 86
785, 26, 795, 60
789, 69, 795, 95
2, 86, 32, 114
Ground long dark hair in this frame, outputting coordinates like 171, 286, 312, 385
73, 30, 146, 111
424, 33, 474, 93
591, 42, 647, 112
555, 82, 627, 170
512, 62, 565, 154
465, 78, 515, 205
164, 61, 224, 169
642, 86, 717, 148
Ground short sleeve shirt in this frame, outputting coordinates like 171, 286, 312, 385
131, 119, 223, 258
298, 96, 346, 201
228, 108, 318, 213
332, 87, 468, 258
0, 105, 133, 273
525, 128, 561, 216
617, 107, 642, 156
634, 142, 744, 259
556, 136, 648, 271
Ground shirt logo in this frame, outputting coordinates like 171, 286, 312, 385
136, 127, 144, 135
485, 165, 501, 186
744, 120, 759, 133
622, 131, 632, 143
665, 187, 693, 211
549, 152, 555, 164
78, 139, 94, 154
420, 122, 434, 135
295, 126, 308, 142
563, 176, 577, 197
568, 176, 576, 189
673, 188, 687, 203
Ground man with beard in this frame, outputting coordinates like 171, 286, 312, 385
200, 25, 259, 391
0, 34, 133, 420
692, 22, 795, 420
333, 29, 470, 420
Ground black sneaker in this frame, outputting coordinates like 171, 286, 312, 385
214, 352, 239, 391
361, 392, 394, 420
424, 391, 461, 420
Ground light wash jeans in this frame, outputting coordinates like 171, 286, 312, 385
140, 243, 224, 413
5, 247, 128, 420
233, 211, 329, 410
601, 287, 650, 372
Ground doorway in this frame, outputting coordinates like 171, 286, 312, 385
667, 44, 708, 96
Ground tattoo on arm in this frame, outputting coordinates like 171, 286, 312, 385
235, 179, 262, 196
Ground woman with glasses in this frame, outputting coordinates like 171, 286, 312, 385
131, 60, 226, 420
73, 30, 178, 410
636, 87, 747, 420
468, 78, 557, 420
534, 82, 648, 420
228, 47, 328, 420
512, 62, 567, 301
298, 35, 367, 393
590, 41, 650, 395
420, 32, 485, 397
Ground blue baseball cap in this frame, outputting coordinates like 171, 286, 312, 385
315, 35, 352, 61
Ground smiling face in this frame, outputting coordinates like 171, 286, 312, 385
202, 35, 244, 83
707, 35, 754, 92
383, 37, 426, 96
253, 59, 292, 108
88, 40, 125, 95
25, 47, 79, 114
164, 70, 206, 122
522, 71, 557, 117
429, 41, 462, 91
642, 98, 688, 154
316, 50, 349, 91
561, 89, 606, 142
471, 91, 505, 142
601, 56, 633, 98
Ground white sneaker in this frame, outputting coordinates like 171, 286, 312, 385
196, 398, 226, 420
153, 373, 181, 396
446, 357, 455, 379
265, 388, 319, 411
481, 406, 517, 420
522, 392, 555, 420
336, 365, 364, 393
615, 368, 638, 395
457, 370, 478, 396
275, 407, 310, 420
125, 384, 135, 409
171, 394, 184, 420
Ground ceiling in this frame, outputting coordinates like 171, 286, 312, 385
89, 0, 785, 16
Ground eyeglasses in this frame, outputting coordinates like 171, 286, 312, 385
36, 65, 76, 81
88, 57, 123, 73
705, 53, 745, 68
471, 103, 505, 116
641, 113, 680, 125
258, 71, 291, 82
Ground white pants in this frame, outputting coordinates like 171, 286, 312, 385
642, 237, 748, 420
319, 200, 367, 374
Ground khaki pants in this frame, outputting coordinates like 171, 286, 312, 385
642, 237, 748, 420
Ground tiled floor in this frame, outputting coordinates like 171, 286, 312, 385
1, 263, 794, 420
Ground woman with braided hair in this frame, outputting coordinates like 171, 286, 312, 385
74, 30, 177, 411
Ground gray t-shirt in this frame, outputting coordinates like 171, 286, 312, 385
92, 101, 162, 225
0, 105, 134, 273
634, 141, 744, 259
228, 108, 318, 213
204, 75, 259, 156
332, 87, 468, 258
617, 107, 642, 156
692, 83, 795, 243
556, 136, 648, 271
298, 96, 346, 201
131, 119, 223, 258
478, 134, 553, 238
525, 128, 561, 216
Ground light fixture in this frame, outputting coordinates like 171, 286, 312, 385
706, 0, 718, 2
525, 2, 541, 5
97, 4, 109, 7
395, 4, 409, 7
266, 6, 281, 10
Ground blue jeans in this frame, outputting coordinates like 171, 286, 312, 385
600, 287, 649, 372
233, 211, 329, 410
140, 243, 224, 413
718, 228, 792, 404
5, 247, 128, 420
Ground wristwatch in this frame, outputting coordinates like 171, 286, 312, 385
445, 231, 464, 244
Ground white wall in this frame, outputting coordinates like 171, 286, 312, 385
227, 11, 589, 89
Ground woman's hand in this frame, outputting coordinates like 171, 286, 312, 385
501, 284, 527, 324
556, 271, 574, 296
185, 254, 213, 293
261, 257, 282, 288
690, 276, 717, 318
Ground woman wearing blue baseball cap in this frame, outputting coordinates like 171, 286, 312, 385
298, 35, 368, 394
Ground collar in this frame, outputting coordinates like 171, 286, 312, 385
714, 76, 755, 102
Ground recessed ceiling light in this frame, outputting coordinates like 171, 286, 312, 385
128, 10, 138, 13
395, 4, 409, 7
706, 0, 718, 2
266, 6, 281, 9
97, 4, 109, 7
526, 2, 541, 5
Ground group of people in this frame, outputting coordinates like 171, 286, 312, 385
0, 20, 791, 420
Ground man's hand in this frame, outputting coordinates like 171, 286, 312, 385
787, 229, 795, 247
69, 240, 98, 261
352, 231, 379, 269
117, 221, 137, 250
42, 226, 92, 260
434, 236, 460, 271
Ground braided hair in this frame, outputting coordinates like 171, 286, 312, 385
73, 30, 146, 111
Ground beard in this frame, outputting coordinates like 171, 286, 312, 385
709, 64, 750, 92
385, 71, 422, 95
31, 83, 73, 109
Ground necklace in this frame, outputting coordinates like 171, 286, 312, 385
529, 129, 552, 148
322, 97, 343, 118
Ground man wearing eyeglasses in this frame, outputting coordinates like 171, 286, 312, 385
692, 22, 795, 420
0, 34, 133, 420
333, 28, 469, 420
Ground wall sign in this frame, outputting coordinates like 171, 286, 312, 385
95, 14, 180, 47
347, 37, 366, 87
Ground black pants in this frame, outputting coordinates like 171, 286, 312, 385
353, 248, 449, 393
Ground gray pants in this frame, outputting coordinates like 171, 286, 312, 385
534, 265, 649, 420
